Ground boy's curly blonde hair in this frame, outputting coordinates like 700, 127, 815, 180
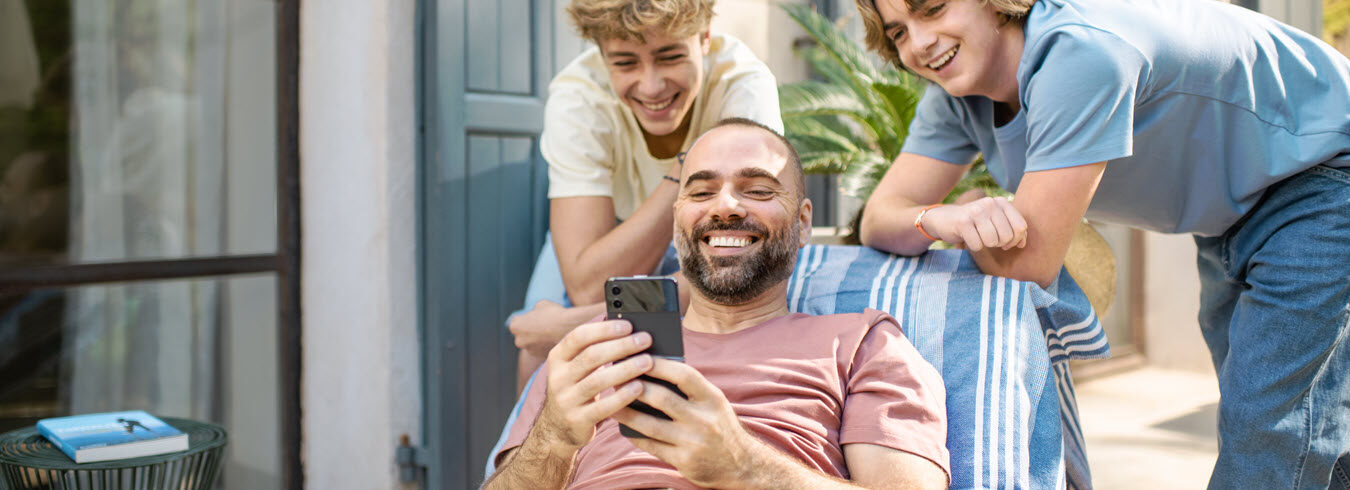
567, 0, 716, 43
856, 0, 1034, 69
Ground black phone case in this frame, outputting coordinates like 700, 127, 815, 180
605, 278, 686, 438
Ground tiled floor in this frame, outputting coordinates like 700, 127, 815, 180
1076, 367, 1221, 489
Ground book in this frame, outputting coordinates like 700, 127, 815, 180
36, 410, 189, 463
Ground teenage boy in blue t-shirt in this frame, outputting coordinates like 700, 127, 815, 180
854, 0, 1350, 486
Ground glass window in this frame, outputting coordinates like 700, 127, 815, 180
1, 1, 288, 488
0, 0, 277, 269
0, 274, 281, 489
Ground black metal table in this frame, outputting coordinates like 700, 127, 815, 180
0, 417, 227, 490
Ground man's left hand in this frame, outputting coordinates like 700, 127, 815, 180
611, 358, 759, 488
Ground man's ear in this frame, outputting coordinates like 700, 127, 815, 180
700, 31, 711, 55
798, 198, 813, 247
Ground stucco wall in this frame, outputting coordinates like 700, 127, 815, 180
300, 0, 420, 488
711, 0, 811, 84
1140, 233, 1215, 374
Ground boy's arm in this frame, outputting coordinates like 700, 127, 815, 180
551, 159, 681, 304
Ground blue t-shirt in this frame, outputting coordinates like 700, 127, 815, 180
904, 0, 1350, 236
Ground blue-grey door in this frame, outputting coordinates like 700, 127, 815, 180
421, 0, 586, 487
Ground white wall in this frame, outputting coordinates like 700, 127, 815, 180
711, 0, 811, 84
1139, 232, 1215, 375
300, 0, 420, 488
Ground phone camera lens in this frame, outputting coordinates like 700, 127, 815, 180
612, 300, 623, 309
611, 286, 621, 296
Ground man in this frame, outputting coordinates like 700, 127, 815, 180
510, 0, 783, 389
485, 119, 950, 489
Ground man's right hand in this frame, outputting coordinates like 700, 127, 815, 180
536, 319, 654, 449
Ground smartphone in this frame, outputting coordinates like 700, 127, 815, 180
604, 276, 686, 438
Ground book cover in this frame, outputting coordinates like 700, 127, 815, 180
36, 410, 189, 463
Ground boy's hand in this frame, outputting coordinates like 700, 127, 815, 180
923, 194, 1028, 252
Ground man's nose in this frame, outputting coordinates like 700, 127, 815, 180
709, 189, 746, 221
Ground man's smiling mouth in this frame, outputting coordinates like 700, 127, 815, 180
706, 235, 757, 248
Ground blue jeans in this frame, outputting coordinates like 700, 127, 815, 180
1195, 165, 1350, 489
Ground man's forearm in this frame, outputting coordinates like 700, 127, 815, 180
724, 439, 869, 490
482, 436, 581, 490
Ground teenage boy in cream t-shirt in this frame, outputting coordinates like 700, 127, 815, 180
509, 0, 783, 388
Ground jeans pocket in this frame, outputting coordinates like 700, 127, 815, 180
1309, 164, 1350, 185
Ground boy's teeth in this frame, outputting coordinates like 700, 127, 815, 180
640, 97, 674, 111
927, 46, 958, 70
709, 236, 752, 248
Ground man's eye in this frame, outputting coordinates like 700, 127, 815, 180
611, 60, 635, 67
659, 55, 684, 62
745, 189, 774, 198
690, 191, 714, 199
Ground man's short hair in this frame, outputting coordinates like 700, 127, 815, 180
856, 0, 1034, 70
567, 0, 716, 44
706, 117, 805, 200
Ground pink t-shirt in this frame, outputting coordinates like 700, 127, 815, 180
494, 309, 949, 489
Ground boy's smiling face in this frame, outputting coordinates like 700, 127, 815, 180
599, 30, 711, 139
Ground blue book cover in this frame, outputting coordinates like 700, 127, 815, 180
36, 410, 188, 463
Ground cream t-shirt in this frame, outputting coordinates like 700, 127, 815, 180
541, 33, 783, 220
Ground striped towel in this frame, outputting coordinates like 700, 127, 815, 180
787, 245, 1108, 489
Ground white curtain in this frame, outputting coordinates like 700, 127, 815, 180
65, 0, 224, 427
60, 1, 280, 487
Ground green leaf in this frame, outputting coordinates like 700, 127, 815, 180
838, 152, 891, 199
781, 3, 880, 82
779, 81, 867, 117
784, 117, 861, 154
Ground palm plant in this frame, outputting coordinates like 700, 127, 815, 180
777, 3, 1005, 220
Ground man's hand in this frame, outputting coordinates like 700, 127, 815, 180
612, 358, 761, 488
920, 195, 1027, 252
536, 319, 655, 449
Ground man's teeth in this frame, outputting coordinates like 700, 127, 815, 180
639, 96, 675, 111
708, 236, 752, 248
927, 46, 958, 70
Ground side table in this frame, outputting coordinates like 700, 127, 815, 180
0, 417, 227, 490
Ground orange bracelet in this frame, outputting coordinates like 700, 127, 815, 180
913, 204, 943, 242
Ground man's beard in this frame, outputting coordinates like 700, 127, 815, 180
675, 217, 799, 306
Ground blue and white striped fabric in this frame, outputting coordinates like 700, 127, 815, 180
787, 245, 1108, 490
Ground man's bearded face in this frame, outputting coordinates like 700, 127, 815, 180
675, 212, 799, 306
